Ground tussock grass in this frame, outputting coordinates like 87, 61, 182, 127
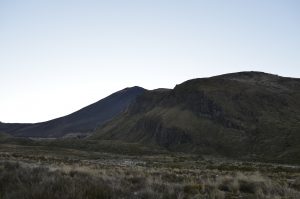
1, 144, 300, 199
1, 160, 299, 199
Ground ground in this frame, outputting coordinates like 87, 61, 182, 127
0, 143, 300, 199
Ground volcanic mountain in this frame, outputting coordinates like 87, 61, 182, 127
0, 86, 145, 137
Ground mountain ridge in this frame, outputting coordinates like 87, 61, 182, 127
1, 71, 300, 163
0, 86, 146, 137
92, 71, 300, 163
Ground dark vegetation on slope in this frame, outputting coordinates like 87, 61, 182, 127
93, 72, 300, 164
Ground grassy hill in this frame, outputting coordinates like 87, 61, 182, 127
92, 72, 300, 163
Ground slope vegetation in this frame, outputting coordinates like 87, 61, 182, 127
93, 72, 300, 163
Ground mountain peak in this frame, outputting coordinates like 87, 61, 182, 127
123, 86, 145, 91
216, 71, 280, 80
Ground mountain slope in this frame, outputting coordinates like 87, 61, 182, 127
0, 86, 145, 137
93, 72, 300, 163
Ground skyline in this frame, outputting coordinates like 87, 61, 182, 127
1, 0, 300, 123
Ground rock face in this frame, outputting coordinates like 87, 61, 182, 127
131, 116, 193, 147
0, 87, 145, 137
93, 72, 300, 163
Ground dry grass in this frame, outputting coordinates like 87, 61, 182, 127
1, 159, 299, 199
0, 145, 299, 199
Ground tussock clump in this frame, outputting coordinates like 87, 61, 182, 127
0, 162, 113, 199
292, 176, 300, 191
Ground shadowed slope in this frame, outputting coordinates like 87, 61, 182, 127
0, 86, 145, 137
93, 72, 300, 163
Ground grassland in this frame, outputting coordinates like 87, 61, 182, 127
1, 140, 300, 199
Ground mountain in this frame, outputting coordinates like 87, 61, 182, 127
92, 72, 300, 163
0, 86, 145, 137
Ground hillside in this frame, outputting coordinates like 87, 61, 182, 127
0, 86, 145, 137
93, 72, 300, 163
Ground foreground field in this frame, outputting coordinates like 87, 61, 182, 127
1, 143, 300, 199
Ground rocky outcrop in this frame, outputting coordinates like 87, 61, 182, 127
133, 116, 192, 147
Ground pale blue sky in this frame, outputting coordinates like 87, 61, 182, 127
0, 0, 299, 123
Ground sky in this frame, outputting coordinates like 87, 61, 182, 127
0, 0, 299, 123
